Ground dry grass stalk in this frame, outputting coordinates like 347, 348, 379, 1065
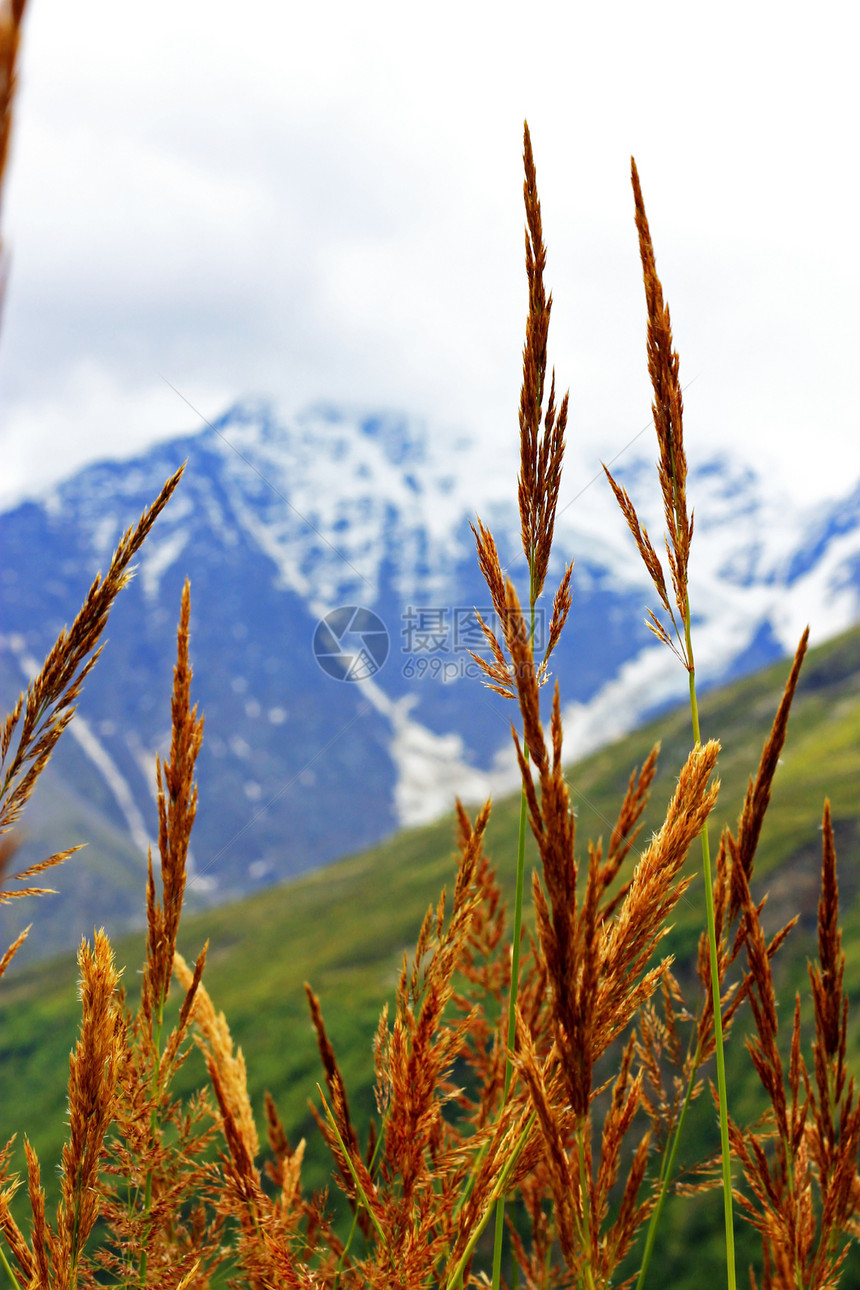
726, 801, 860, 1290
0, 1141, 31, 1288
0, 468, 192, 1282
90, 586, 219, 1287
174, 951, 259, 1163
646, 631, 804, 1117
464, 134, 578, 1284
629, 159, 691, 619
101, 1002, 224, 1288
0, 0, 25, 190
731, 627, 810, 910
806, 806, 860, 1274
370, 802, 491, 1274
293, 799, 553, 1289
0, 932, 122, 1289
0, 471, 183, 980
143, 579, 205, 1033
469, 520, 518, 700
691, 629, 811, 1066
0, 1152, 34, 1286
56, 931, 123, 1285
631, 634, 813, 1289
499, 564, 723, 1284
598, 746, 661, 921
726, 798, 860, 1290
449, 799, 511, 1129
121, 581, 211, 1284
600, 154, 744, 1290
173, 949, 315, 1286
25, 1137, 50, 1285
602, 159, 693, 666
517, 123, 569, 603
0, 920, 28, 984
507, 570, 718, 1068
0, 842, 83, 907
471, 123, 572, 705
263, 1090, 306, 1228
0, 464, 185, 843
305, 981, 371, 1239
0, 0, 27, 329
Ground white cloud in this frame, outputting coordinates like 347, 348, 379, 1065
0, 0, 856, 506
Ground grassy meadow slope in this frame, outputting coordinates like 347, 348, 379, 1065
0, 617, 858, 1283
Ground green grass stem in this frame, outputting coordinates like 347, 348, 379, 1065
578, 1127, 596, 1290
333, 1109, 387, 1286
0, 1242, 21, 1290
446, 1112, 536, 1290
319, 1090, 388, 1252
633, 1043, 699, 1289
685, 607, 737, 1290
490, 584, 536, 1289
138, 1000, 164, 1287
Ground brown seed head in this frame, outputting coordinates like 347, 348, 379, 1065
630, 157, 692, 620
517, 122, 569, 598
59, 930, 123, 1276
144, 580, 204, 1026
1, 465, 184, 840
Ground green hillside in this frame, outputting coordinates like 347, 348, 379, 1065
1, 622, 859, 1284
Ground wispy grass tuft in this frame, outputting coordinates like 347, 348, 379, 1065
604, 156, 737, 1290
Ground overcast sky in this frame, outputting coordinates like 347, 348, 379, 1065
0, 0, 857, 508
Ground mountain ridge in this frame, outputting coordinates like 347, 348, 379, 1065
1, 399, 858, 962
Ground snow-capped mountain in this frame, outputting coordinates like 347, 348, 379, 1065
2, 400, 859, 957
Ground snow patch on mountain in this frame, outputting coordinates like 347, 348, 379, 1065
68, 715, 152, 857
358, 677, 492, 825
208, 403, 481, 606
772, 528, 860, 646
142, 529, 191, 602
